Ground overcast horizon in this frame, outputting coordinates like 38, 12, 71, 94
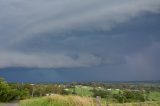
0, 0, 160, 82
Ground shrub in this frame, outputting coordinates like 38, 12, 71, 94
92, 89, 112, 98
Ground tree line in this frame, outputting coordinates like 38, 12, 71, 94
0, 77, 159, 103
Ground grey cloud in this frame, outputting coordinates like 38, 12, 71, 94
0, 51, 101, 68
0, 0, 160, 45
0, 0, 160, 69
0, 50, 126, 68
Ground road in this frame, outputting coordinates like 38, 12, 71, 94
0, 103, 18, 106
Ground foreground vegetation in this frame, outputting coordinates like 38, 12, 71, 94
20, 95, 95, 106
20, 95, 160, 106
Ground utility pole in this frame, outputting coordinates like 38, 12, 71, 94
30, 84, 35, 97
96, 96, 101, 106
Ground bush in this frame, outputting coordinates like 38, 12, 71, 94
123, 90, 145, 102
113, 94, 127, 103
113, 90, 146, 103
0, 78, 17, 102
92, 89, 111, 98
0, 78, 29, 102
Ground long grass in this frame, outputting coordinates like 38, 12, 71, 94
20, 95, 95, 106
20, 95, 160, 106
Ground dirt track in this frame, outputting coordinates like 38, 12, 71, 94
0, 103, 18, 106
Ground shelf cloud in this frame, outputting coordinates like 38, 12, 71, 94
0, 0, 160, 81
0, 0, 160, 45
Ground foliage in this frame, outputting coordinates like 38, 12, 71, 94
0, 78, 17, 102
113, 90, 146, 103
92, 89, 112, 98
0, 78, 29, 102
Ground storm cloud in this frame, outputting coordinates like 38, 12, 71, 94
0, 0, 160, 81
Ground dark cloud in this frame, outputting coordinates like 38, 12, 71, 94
0, 0, 160, 81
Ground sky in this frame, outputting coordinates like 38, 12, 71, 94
0, 0, 160, 82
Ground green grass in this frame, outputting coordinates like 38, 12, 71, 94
106, 101, 160, 106
20, 95, 160, 106
69, 86, 93, 96
148, 91, 160, 101
69, 86, 119, 97
20, 95, 96, 106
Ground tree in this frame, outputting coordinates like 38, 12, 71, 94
0, 77, 29, 102
0, 78, 17, 102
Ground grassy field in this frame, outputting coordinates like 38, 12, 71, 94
19, 94, 160, 106
20, 95, 95, 106
68, 85, 120, 97
148, 91, 160, 101
68, 86, 93, 96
